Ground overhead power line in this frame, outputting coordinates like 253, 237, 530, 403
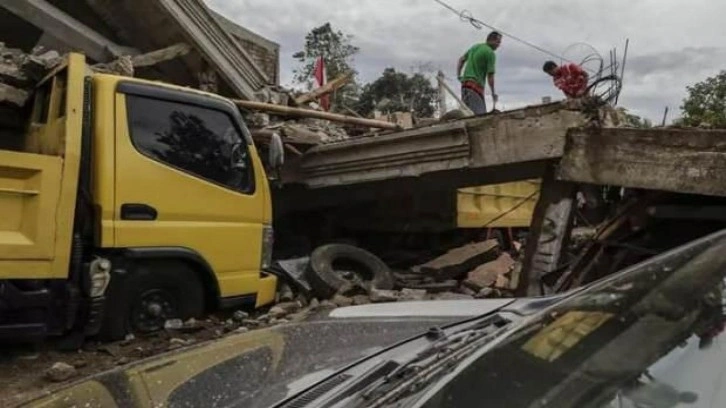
433, 0, 574, 64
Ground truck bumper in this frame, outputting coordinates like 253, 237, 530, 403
255, 272, 278, 308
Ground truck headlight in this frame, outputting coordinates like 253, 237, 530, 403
261, 225, 274, 270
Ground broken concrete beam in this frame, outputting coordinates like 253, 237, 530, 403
560, 127, 726, 197
0, 0, 138, 62
463, 252, 516, 291
131, 43, 191, 68
418, 240, 499, 280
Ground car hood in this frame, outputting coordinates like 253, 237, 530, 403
25, 299, 520, 408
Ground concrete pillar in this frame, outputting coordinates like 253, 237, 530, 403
519, 165, 578, 296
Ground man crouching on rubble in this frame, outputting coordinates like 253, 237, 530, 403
543, 60, 589, 99
457, 31, 502, 115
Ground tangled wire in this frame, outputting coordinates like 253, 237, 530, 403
434, 0, 624, 105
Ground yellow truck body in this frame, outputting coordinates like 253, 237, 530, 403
457, 180, 541, 228
0, 54, 277, 339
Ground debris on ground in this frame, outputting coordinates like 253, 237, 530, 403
463, 252, 516, 292
0, 43, 61, 106
45, 362, 76, 383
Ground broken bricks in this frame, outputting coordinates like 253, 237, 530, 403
463, 253, 516, 292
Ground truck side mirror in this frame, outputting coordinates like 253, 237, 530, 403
268, 132, 285, 179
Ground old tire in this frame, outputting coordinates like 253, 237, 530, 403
100, 260, 204, 340
305, 244, 393, 299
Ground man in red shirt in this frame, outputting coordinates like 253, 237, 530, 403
543, 61, 589, 99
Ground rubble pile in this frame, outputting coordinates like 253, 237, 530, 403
0, 43, 61, 107
278, 239, 521, 307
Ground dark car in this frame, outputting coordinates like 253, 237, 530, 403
26, 230, 726, 408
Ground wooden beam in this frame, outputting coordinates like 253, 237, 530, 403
294, 72, 353, 105
435, 74, 473, 116
235, 100, 401, 130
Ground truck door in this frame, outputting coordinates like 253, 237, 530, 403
0, 53, 85, 279
113, 82, 266, 298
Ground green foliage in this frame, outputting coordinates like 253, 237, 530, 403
680, 70, 726, 128
617, 108, 653, 128
356, 68, 437, 118
292, 23, 360, 110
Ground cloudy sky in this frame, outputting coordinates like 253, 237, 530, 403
206, 0, 725, 123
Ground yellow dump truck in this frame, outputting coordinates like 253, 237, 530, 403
0, 54, 279, 340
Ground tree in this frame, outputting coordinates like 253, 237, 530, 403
356, 68, 438, 118
680, 70, 726, 128
292, 23, 360, 111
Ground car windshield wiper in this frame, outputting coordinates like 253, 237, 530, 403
352, 314, 513, 408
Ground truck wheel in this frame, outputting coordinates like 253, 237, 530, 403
100, 260, 204, 340
305, 244, 393, 299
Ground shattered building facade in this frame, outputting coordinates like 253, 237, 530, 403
0, 0, 280, 99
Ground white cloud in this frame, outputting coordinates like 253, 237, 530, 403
207, 0, 726, 122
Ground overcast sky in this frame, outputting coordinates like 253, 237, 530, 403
206, 0, 726, 123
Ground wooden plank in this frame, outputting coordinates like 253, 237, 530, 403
559, 128, 726, 197
234, 100, 401, 130
295, 73, 353, 105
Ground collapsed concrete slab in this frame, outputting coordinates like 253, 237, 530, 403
0, 0, 279, 100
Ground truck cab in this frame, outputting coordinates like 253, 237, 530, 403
0, 54, 278, 340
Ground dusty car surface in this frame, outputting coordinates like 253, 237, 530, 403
25, 230, 726, 408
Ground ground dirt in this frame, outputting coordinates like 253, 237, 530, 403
0, 310, 283, 407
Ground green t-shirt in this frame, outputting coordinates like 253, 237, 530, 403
460, 43, 496, 86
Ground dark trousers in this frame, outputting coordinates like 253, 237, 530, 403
462, 87, 487, 115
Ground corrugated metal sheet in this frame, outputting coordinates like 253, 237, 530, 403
457, 180, 541, 228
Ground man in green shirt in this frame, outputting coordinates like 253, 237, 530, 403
457, 31, 501, 115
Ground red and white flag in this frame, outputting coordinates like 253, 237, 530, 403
313, 56, 330, 111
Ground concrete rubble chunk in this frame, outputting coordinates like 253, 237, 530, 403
164, 319, 183, 330
241, 319, 259, 327
45, 362, 76, 382
370, 288, 400, 303
418, 240, 499, 280
278, 284, 294, 302
0, 83, 29, 106
463, 253, 516, 292
476, 287, 497, 299
332, 294, 354, 307
400, 288, 427, 302
319, 300, 338, 309
269, 306, 287, 319
232, 310, 250, 322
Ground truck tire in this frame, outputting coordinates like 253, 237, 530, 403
305, 244, 393, 299
100, 260, 204, 340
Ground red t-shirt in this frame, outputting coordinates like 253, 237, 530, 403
553, 63, 588, 98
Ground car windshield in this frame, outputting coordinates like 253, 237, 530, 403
409, 230, 726, 408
